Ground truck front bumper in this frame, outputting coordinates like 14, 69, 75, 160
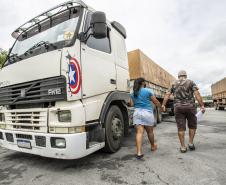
0, 129, 104, 159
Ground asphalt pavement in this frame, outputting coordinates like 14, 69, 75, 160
0, 108, 225, 185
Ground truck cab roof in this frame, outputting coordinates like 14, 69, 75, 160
12, 0, 126, 40
12, 0, 91, 39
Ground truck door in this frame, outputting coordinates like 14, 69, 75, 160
81, 12, 116, 98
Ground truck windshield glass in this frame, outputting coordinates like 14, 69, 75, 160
5, 7, 81, 66
12, 17, 78, 56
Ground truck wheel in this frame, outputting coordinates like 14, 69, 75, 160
169, 107, 175, 116
103, 105, 124, 153
219, 107, 224, 110
157, 108, 162, 123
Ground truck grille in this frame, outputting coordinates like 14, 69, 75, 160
16, 133, 33, 140
0, 132, 3, 140
4, 109, 48, 133
0, 76, 66, 106
5, 133, 14, 142
35, 136, 46, 147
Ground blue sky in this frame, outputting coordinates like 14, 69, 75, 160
1, 0, 226, 95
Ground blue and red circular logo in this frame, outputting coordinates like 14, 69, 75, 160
68, 57, 81, 94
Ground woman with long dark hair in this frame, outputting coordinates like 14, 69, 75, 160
129, 78, 162, 159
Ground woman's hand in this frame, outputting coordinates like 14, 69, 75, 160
127, 97, 134, 107
151, 96, 161, 108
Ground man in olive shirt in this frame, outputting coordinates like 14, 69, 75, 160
162, 70, 205, 153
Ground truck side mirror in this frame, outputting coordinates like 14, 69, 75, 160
90, 11, 107, 39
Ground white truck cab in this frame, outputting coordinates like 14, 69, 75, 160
0, 0, 130, 159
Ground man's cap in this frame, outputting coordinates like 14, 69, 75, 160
178, 70, 187, 77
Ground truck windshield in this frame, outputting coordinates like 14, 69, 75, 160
12, 18, 79, 56
4, 7, 81, 67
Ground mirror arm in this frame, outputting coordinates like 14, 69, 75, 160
78, 32, 93, 43
78, 32, 86, 42
78, 26, 92, 43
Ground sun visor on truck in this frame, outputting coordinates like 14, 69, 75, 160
111, 21, 127, 39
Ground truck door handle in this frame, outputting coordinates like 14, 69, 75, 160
110, 79, 116, 84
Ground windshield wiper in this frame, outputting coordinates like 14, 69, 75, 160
24, 41, 57, 56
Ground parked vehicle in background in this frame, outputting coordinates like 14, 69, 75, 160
211, 77, 226, 110
128, 49, 176, 122
202, 96, 214, 108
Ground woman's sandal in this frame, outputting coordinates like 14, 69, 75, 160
180, 147, 187, 153
135, 154, 144, 159
151, 144, 158, 151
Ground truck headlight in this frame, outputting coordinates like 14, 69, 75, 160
57, 110, 71, 122
0, 113, 5, 122
0, 124, 6, 129
51, 137, 66, 148
49, 126, 85, 134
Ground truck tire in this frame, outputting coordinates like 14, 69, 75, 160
169, 107, 175, 116
157, 108, 162, 123
103, 105, 124, 153
219, 106, 225, 110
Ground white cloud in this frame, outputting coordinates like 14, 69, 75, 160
198, 22, 226, 52
1, 0, 226, 95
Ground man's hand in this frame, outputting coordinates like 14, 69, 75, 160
162, 92, 171, 110
200, 105, 205, 113
161, 105, 166, 112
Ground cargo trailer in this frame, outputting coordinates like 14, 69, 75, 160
128, 49, 176, 122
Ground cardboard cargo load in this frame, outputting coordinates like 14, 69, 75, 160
211, 77, 226, 99
128, 49, 176, 89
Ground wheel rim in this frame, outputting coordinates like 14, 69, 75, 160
111, 115, 123, 140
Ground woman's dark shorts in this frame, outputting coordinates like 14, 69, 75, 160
174, 104, 197, 131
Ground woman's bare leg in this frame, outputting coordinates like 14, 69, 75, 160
136, 125, 144, 155
145, 126, 157, 150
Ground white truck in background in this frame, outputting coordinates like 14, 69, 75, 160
0, 0, 130, 159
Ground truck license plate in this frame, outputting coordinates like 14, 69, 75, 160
17, 140, 31, 149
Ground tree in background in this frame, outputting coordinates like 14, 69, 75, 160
0, 51, 7, 67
